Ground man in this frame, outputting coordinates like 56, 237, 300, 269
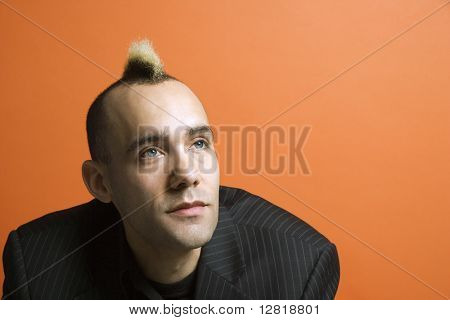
2, 40, 339, 299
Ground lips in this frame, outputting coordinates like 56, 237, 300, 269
167, 201, 208, 217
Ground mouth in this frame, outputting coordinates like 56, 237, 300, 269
166, 201, 208, 217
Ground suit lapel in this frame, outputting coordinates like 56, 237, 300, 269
194, 206, 248, 299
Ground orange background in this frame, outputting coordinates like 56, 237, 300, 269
1, 1, 449, 299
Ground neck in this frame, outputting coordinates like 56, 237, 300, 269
124, 226, 201, 284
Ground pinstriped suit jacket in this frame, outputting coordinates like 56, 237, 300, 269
2, 186, 340, 299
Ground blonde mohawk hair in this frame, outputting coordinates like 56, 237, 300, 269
86, 39, 177, 164
122, 39, 166, 81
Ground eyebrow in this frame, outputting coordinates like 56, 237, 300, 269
127, 125, 214, 153
188, 125, 214, 139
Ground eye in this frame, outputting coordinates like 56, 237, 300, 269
141, 147, 161, 159
192, 139, 209, 149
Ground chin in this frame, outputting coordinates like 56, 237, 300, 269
166, 210, 219, 250
173, 227, 216, 250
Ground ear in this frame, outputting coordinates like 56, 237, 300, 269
82, 160, 112, 203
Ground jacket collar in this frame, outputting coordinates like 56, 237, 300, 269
194, 205, 248, 299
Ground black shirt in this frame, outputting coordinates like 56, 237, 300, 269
118, 234, 197, 299
147, 269, 197, 299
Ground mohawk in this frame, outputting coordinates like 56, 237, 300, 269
86, 39, 177, 164
122, 39, 166, 82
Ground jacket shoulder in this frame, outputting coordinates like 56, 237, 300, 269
15, 200, 99, 238
219, 185, 332, 249
219, 185, 339, 299
3, 199, 114, 299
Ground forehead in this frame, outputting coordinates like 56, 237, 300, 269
105, 80, 209, 145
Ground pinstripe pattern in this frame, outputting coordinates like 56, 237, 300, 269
2, 186, 339, 299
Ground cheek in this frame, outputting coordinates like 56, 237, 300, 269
132, 169, 167, 199
111, 164, 165, 203
199, 155, 220, 201
197, 150, 220, 177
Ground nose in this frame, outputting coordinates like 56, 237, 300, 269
168, 148, 200, 190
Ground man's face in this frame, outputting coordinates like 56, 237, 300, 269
102, 80, 220, 251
